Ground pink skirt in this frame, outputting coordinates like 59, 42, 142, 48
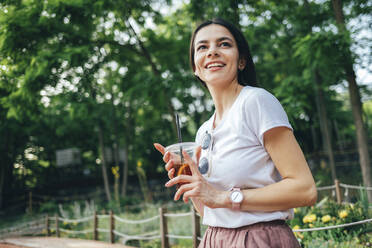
198, 220, 300, 248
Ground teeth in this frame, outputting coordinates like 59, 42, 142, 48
207, 63, 224, 68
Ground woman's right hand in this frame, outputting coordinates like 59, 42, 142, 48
153, 143, 179, 180
154, 142, 205, 216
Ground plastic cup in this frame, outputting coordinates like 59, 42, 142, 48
165, 142, 197, 187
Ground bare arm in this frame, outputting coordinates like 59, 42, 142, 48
217, 127, 317, 211
163, 127, 317, 212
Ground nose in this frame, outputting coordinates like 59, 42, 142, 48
207, 45, 219, 57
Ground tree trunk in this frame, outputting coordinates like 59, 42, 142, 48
331, 0, 372, 201
0, 162, 5, 209
0, 130, 12, 210
229, 0, 240, 28
333, 120, 345, 150
121, 101, 132, 197
314, 69, 337, 181
347, 72, 372, 200
121, 145, 129, 197
98, 124, 112, 202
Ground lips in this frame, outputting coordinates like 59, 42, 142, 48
205, 61, 226, 69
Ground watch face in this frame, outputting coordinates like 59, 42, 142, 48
231, 191, 243, 203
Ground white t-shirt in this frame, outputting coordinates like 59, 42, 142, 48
195, 86, 294, 228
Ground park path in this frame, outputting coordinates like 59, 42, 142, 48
0, 237, 135, 248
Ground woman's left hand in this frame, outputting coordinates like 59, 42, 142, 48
165, 147, 226, 209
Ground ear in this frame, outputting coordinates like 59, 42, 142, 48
238, 58, 246, 71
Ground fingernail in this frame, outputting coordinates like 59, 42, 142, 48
165, 182, 169, 187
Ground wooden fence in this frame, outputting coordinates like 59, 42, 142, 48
1, 205, 201, 248
2, 180, 372, 247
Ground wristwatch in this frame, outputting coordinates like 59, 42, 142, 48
230, 188, 243, 210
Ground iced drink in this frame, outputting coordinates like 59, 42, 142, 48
164, 142, 197, 187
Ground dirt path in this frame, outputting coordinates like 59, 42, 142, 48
0, 243, 28, 248
0, 237, 135, 248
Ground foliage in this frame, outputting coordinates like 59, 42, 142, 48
289, 198, 371, 246
0, 0, 371, 221
2, 197, 371, 247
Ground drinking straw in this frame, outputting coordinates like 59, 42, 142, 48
175, 113, 184, 164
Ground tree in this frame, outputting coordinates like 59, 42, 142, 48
331, 0, 371, 201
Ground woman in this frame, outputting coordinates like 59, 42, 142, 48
154, 18, 317, 247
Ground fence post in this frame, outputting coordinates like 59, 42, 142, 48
335, 179, 342, 204
28, 191, 32, 215
55, 214, 60, 237
110, 210, 115, 243
46, 214, 50, 236
93, 210, 98, 240
159, 207, 169, 248
191, 205, 201, 248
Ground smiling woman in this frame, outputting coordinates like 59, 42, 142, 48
154, 18, 316, 248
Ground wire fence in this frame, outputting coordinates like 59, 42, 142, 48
1, 180, 372, 247
1, 205, 371, 248
2, 180, 371, 216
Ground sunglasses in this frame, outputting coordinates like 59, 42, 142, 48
199, 131, 212, 175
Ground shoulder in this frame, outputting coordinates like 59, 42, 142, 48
241, 86, 279, 104
240, 87, 282, 113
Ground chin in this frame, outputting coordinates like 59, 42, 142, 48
204, 76, 235, 86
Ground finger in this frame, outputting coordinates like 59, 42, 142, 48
168, 168, 175, 179
174, 182, 196, 201
183, 188, 199, 203
165, 174, 193, 188
165, 159, 174, 171
164, 152, 181, 164
195, 146, 202, 163
163, 151, 171, 163
154, 143, 165, 155
182, 149, 201, 176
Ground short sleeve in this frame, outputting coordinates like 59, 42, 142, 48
243, 88, 292, 146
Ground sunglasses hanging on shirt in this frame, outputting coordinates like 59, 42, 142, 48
199, 131, 212, 175
201, 131, 211, 150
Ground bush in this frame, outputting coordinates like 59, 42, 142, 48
289, 198, 371, 246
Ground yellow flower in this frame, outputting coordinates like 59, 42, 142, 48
137, 160, 142, 167
309, 223, 314, 227
294, 208, 298, 214
322, 215, 331, 223
339, 210, 348, 218
302, 216, 309, 223
303, 214, 317, 223
292, 226, 303, 239
111, 166, 120, 178
349, 203, 354, 210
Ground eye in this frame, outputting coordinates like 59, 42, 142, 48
197, 45, 207, 51
220, 42, 231, 47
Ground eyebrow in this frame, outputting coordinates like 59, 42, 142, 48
196, 36, 233, 45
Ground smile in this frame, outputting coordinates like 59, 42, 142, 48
205, 62, 226, 69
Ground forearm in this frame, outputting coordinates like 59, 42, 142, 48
190, 197, 204, 217
216, 178, 317, 212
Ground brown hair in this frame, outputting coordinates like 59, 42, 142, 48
189, 18, 258, 87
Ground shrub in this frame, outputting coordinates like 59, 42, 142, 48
289, 198, 371, 246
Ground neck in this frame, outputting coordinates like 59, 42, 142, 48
208, 81, 243, 127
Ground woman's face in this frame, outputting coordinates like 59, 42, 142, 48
193, 24, 243, 87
